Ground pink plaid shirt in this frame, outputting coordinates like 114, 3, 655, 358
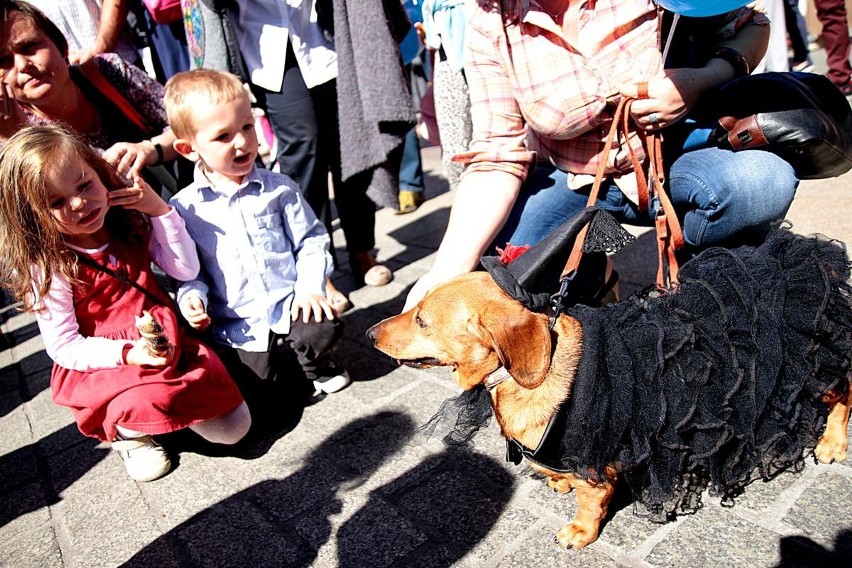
456, 0, 764, 185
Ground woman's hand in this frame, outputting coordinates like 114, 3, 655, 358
619, 68, 712, 131
291, 293, 336, 324
0, 81, 26, 141
108, 175, 170, 217
101, 140, 159, 179
125, 339, 175, 367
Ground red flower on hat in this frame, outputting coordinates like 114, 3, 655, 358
496, 243, 531, 264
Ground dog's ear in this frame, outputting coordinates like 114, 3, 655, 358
480, 303, 552, 389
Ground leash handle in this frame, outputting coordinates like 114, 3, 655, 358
559, 95, 684, 291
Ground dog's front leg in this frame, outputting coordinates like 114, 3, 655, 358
814, 388, 851, 463
555, 471, 616, 549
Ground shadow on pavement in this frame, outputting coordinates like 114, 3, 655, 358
0, 424, 108, 529
123, 411, 513, 567
773, 529, 852, 566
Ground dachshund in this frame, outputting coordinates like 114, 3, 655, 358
367, 270, 852, 549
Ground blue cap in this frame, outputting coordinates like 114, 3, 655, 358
655, 1, 752, 17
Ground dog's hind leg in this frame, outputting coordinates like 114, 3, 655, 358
814, 388, 851, 464
554, 469, 617, 549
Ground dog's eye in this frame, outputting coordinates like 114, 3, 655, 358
415, 314, 427, 328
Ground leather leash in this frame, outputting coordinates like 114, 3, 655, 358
557, 89, 685, 302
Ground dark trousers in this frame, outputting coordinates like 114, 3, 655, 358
222, 317, 343, 383
814, 0, 852, 86
252, 43, 377, 257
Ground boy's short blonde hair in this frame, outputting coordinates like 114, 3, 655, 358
164, 69, 249, 139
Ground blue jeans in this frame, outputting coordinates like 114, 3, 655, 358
399, 127, 424, 192
494, 148, 799, 253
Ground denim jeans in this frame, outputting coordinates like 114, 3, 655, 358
399, 127, 424, 193
493, 148, 798, 254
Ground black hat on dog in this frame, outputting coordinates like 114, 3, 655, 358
481, 208, 634, 312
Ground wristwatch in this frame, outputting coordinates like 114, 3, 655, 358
711, 47, 750, 78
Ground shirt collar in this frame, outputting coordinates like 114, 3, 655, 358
191, 162, 263, 199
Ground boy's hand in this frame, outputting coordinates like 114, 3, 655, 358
109, 175, 171, 217
125, 340, 175, 367
180, 294, 212, 330
291, 293, 336, 324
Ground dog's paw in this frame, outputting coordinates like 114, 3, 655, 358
814, 432, 848, 464
555, 521, 598, 550
547, 477, 574, 493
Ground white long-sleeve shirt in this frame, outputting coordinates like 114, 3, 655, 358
34, 208, 199, 371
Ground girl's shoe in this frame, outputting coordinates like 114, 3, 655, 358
112, 435, 171, 482
396, 190, 425, 215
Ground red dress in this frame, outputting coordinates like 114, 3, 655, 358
50, 238, 243, 442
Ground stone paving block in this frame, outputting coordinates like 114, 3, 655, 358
727, 465, 811, 512
54, 457, 169, 567
0, 520, 61, 568
137, 494, 314, 567
781, 471, 852, 551
0, 361, 20, 395
645, 512, 783, 567
135, 451, 249, 531
296, 492, 428, 568
0, 393, 34, 454
497, 523, 623, 568
28, 399, 82, 457
386, 451, 530, 564
0, 432, 39, 491
0, 481, 50, 540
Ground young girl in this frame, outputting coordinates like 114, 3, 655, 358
0, 125, 251, 482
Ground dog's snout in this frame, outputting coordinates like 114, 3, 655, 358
365, 324, 378, 345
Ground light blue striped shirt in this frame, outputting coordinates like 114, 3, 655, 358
171, 165, 333, 352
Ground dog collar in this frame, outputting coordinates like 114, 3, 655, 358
484, 367, 511, 391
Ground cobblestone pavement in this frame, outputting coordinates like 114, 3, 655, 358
2, 109, 852, 568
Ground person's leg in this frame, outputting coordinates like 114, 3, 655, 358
397, 126, 425, 214
312, 79, 392, 284
666, 148, 798, 250
494, 166, 637, 249
188, 401, 251, 444
813, 0, 852, 89
433, 57, 472, 190
258, 43, 326, 215
785, 0, 811, 68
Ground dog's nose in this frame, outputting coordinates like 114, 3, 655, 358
365, 325, 377, 345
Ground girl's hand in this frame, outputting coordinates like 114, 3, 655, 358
125, 340, 174, 367
101, 140, 159, 179
291, 293, 335, 324
179, 294, 211, 331
108, 175, 170, 217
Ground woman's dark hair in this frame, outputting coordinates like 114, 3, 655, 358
1, 0, 69, 58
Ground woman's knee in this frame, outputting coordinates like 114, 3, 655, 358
190, 401, 252, 445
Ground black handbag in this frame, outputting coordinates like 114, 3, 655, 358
688, 72, 852, 179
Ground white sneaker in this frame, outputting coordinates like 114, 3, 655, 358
112, 435, 171, 482
312, 369, 352, 394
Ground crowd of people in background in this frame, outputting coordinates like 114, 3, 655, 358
0, 0, 850, 482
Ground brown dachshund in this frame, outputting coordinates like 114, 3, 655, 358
367, 271, 851, 549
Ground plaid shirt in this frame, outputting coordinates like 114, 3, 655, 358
456, 0, 765, 185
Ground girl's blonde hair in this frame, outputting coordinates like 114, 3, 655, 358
164, 69, 249, 140
0, 125, 143, 310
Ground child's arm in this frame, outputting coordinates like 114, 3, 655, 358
176, 280, 212, 330
113, 176, 200, 281
282, 185, 334, 299
34, 276, 135, 371
147, 207, 201, 281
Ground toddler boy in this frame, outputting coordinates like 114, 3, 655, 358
164, 69, 350, 396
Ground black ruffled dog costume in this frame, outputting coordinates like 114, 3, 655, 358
421, 211, 852, 522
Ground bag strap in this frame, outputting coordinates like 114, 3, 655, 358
79, 59, 151, 134
76, 255, 166, 307
558, 95, 684, 291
